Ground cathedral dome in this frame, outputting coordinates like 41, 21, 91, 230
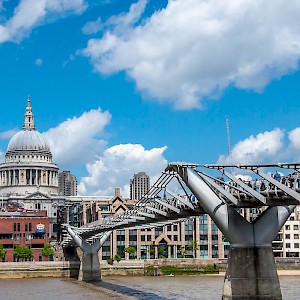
7, 129, 50, 152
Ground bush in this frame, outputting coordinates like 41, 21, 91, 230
113, 254, 121, 262
106, 258, 114, 265
0, 243, 7, 262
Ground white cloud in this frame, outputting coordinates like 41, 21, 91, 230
0, 0, 87, 43
82, 17, 102, 35
78, 144, 168, 196
43, 108, 111, 170
0, 129, 18, 140
81, 0, 300, 109
218, 128, 285, 165
35, 58, 43, 66
288, 128, 300, 161
235, 174, 252, 182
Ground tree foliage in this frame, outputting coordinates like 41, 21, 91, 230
41, 243, 54, 258
0, 243, 7, 261
178, 246, 187, 258
14, 246, 33, 260
124, 246, 136, 258
113, 254, 121, 262
188, 239, 199, 258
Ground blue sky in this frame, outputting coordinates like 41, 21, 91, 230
0, 0, 300, 196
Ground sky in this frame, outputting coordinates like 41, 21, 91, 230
0, 0, 300, 196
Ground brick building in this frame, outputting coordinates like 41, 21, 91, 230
0, 206, 50, 262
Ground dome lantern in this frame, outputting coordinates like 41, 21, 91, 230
22, 95, 35, 131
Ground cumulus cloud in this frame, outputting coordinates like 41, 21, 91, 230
287, 128, 300, 161
43, 108, 111, 170
0, 129, 18, 140
218, 128, 285, 165
82, 17, 102, 35
78, 144, 168, 196
0, 0, 87, 43
81, 0, 300, 109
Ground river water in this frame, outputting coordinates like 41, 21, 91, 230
0, 276, 299, 299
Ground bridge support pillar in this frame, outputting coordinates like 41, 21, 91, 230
223, 246, 281, 299
169, 166, 296, 300
66, 228, 112, 282
79, 252, 102, 282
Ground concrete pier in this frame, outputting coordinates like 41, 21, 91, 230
78, 252, 102, 282
223, 247, 281, 299
66, 228, 112, 282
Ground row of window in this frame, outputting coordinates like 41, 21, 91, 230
13, 222, 32, 232
285, 234, 299, 239
285, 225, 299, 230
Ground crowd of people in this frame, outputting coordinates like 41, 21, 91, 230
221, 170, 300, 195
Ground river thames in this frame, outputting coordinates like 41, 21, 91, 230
0, 275, 299, 299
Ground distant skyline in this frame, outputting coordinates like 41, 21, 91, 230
1, 0, 300, 196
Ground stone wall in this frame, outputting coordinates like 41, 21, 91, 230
0, 261, 80, 279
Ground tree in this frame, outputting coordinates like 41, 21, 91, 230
124, 246, 136, 259
0, 243, 7, 262
13, 246, 33, 261
188, 239, 199, 259
147, 245, 155, 259
158, 245, 166, 258
41, 243, 55, 260
113, 254, 121, 262
178, 246, 187, 258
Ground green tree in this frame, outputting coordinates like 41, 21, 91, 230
147, 245, 155, 259
113, 254, 121, 262
41, 243, 55, 260
158, 245, 166, 258
13, 246, 33, 261
124, 246, 136, 259
188, 239, 199, 259
178, 246, 187, 258
0, 243, 7, 262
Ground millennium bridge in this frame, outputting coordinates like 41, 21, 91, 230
61, 162, 300, 299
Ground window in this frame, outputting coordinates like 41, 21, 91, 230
13, 223, 16, 232
294, 225, 299, 230
141, 235, 145, 242
295, 243, 299, 248
173, 225, 178, 231
286, 243, 291, 248
174, 235, 178, 241
17, 223, 20, 231
29, 223, 32, 231
25, 223, 28, 231
285, 225, 290, 230
285, 234, 290, 239
294, 234, 299, 239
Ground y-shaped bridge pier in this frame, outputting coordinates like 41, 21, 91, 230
62, 162, 300, 299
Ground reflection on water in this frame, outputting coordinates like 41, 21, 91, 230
0, 276, 299, 300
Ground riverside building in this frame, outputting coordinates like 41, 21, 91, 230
0, 204, 50, 262
130, 172, 150, 201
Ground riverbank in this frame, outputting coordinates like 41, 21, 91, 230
0, 261, 79, 279
1, 258, 300, 279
